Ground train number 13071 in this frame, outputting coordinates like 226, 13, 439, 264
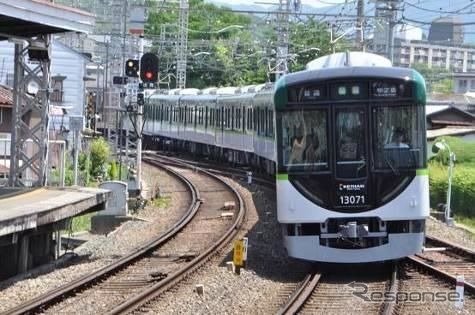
339, 195, 365, 205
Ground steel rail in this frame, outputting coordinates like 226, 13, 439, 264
407, 256, 475, 294
276, 273, 322, 315
381, 263, 399, 315
2, 163, 200, 315
425, 235, 475, 260
107, 155, 246, 315
144, 152, 276, 189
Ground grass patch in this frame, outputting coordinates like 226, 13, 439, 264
70, 212, 94, 233
151, 196, 171, 209
455, 215, 475, 233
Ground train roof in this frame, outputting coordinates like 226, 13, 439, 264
306, 51, 392, 70
216, 87, 239, 95
274, 64, 426, 109
178, 88, 201, 95
201, 87, 218, 95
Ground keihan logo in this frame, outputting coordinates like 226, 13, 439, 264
339, 183, 365, 191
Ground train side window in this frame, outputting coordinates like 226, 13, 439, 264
238, 107, 242, 130
248, 108, 252, 130
196, 107, 199, 125
265, 108, 269, 136
262, 108, 265, 136
231, 106, 235, 130
270, 109, 274, 137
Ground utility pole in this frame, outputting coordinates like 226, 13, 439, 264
373, 0, 401, 62
176, 0, 189, 89
275, 0, 291, 81
356, 0, 365, 51
136, 36, 144, 191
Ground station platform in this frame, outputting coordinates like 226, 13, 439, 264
0, 187, 111, 280
0, 187, 110, 237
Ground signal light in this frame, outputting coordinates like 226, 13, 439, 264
125, 59, 139, 77
140, 53, 159, 83
137, 92, 145, 106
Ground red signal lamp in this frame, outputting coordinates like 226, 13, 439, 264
145, 71, 153, 80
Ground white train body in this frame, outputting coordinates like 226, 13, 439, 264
141, 52, 429, 263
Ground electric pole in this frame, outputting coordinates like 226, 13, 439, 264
373, 0, 401, 62
356, 0, 365, 51
275, 0, 291, 81
177, 0, 189, 88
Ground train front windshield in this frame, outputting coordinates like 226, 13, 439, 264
279, 105, 425, 174
280, 109, 329, 172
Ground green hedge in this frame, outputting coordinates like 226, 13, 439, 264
429, 162, 475, 216
431, 136, 475, 165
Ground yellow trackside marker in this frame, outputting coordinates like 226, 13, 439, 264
233, 239, 244, 268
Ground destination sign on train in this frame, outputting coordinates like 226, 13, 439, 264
371, 81, 406, 98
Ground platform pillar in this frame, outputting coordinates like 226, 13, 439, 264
17, 235, 30, 273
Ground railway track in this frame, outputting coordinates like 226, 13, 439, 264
2, 157, 245, 315
276, 264, 397, 315
409, 235, 475, 294
144, 151, 276, 190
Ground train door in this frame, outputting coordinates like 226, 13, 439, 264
333, 106, 369, 209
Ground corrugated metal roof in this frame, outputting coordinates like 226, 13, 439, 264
427, 127, 475, 140
426, 105, 449, 116
0, 84, 12, 106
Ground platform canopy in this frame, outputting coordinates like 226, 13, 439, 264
0, 0, 95, 41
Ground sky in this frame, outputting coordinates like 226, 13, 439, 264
206, 0, 344, 8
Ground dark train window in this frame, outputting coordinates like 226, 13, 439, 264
331, 82, 368, 100
231, 107, 235, 130
194, 106, 198, 126
269, 109, 274, 137
247, 108, 252, 130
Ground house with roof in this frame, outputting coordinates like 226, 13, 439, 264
0, 39, 92, 143
426, 105, 475, 133
426, 105, 475, 156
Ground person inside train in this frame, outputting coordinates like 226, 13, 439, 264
289, 123, 306, 164
385, 127, 409, 149
304, 133, 319, 163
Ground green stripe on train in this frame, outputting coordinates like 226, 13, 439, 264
277, 170, 427, 179
273, 76, 287, 110
416, 168, 428, 175
276, 173, 288, 180
412, 69, 427, 104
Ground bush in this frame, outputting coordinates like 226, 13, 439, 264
89, 137, 110, 178
429, 162, 475, 216
431, 136, 475, 165
108, 160, 118, 180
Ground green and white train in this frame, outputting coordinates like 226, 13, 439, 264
142, 52, 429, 263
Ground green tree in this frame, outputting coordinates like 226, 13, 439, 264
412, 63, 452, 94
146, 0, 335, 87
89, 137, 110, 178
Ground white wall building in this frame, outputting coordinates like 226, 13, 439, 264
0, 39, 91, 140
393, 40, 475, 73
